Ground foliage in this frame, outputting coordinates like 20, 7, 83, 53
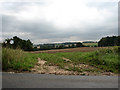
76, 42, 82, 47
2, 36, 33, 51
98, 36, 120, 47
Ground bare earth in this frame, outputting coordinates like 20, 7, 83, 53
30, 47, 102, 53
8, 47, 117, 76
30, 57, 117, 76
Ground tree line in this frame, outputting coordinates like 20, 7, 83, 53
98, 36, 120, 47
2, 36, 83, 51
2, 35, 120, 51
2, 36, 33, 51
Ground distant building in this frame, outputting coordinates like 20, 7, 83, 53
64, 45, 69, 47
33, 42, 80, 50
63, 42, 77, 47
37, 46, 40, 49
74, 44, 77, 46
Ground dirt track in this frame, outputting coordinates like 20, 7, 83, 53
30, 47, 102, 53
30, 57, 116, 76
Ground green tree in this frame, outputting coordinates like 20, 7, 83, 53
98, 36, 120, 47
2, 36, 33, 51
76, 42, 82, 47
2, 38, 12, 48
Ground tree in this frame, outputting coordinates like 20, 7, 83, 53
76, 42, 82, 47
2, 36, 33, 51
2, 38, 12, 48
98, 36, 120, 47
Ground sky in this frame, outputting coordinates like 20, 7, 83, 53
0, 0, 118, 44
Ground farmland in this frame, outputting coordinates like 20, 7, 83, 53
2, 46, 119, 76
82, 42, 98, 47
30, 47, 100, 53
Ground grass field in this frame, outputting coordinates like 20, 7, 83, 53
2, 46, 119, 74
83, 43, 98, 47
30, 47, 100, 53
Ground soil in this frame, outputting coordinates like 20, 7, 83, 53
30, 57, 117, 76
30, 58, 74, 75
6, 47, 117, 76
29, 47, 102, 54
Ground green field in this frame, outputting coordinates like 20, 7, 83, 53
83, 43, 98, 47
2, 46, 119, 73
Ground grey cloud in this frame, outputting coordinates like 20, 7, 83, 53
87, 1, 117, 10
1, 1, 118, 44
1, 2, 45, 13
2, 14, 117, 44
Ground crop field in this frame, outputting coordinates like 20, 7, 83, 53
2, 47, 119, 75
30, 47, 100, 53
83, 43, 98, 47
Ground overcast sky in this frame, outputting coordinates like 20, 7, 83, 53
0, 0, 118, 44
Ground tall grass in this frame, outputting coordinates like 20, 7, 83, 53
54, 46, 119, 73
31, 46, 119, 73
2, 48, 37, 71
2, 46, 119, 73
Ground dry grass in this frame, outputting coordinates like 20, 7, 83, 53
2, 48, 37, 71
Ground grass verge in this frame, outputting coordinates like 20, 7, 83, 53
2, 46, 119, 74
2, 48, 37, 71
54, 46, 119, 73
